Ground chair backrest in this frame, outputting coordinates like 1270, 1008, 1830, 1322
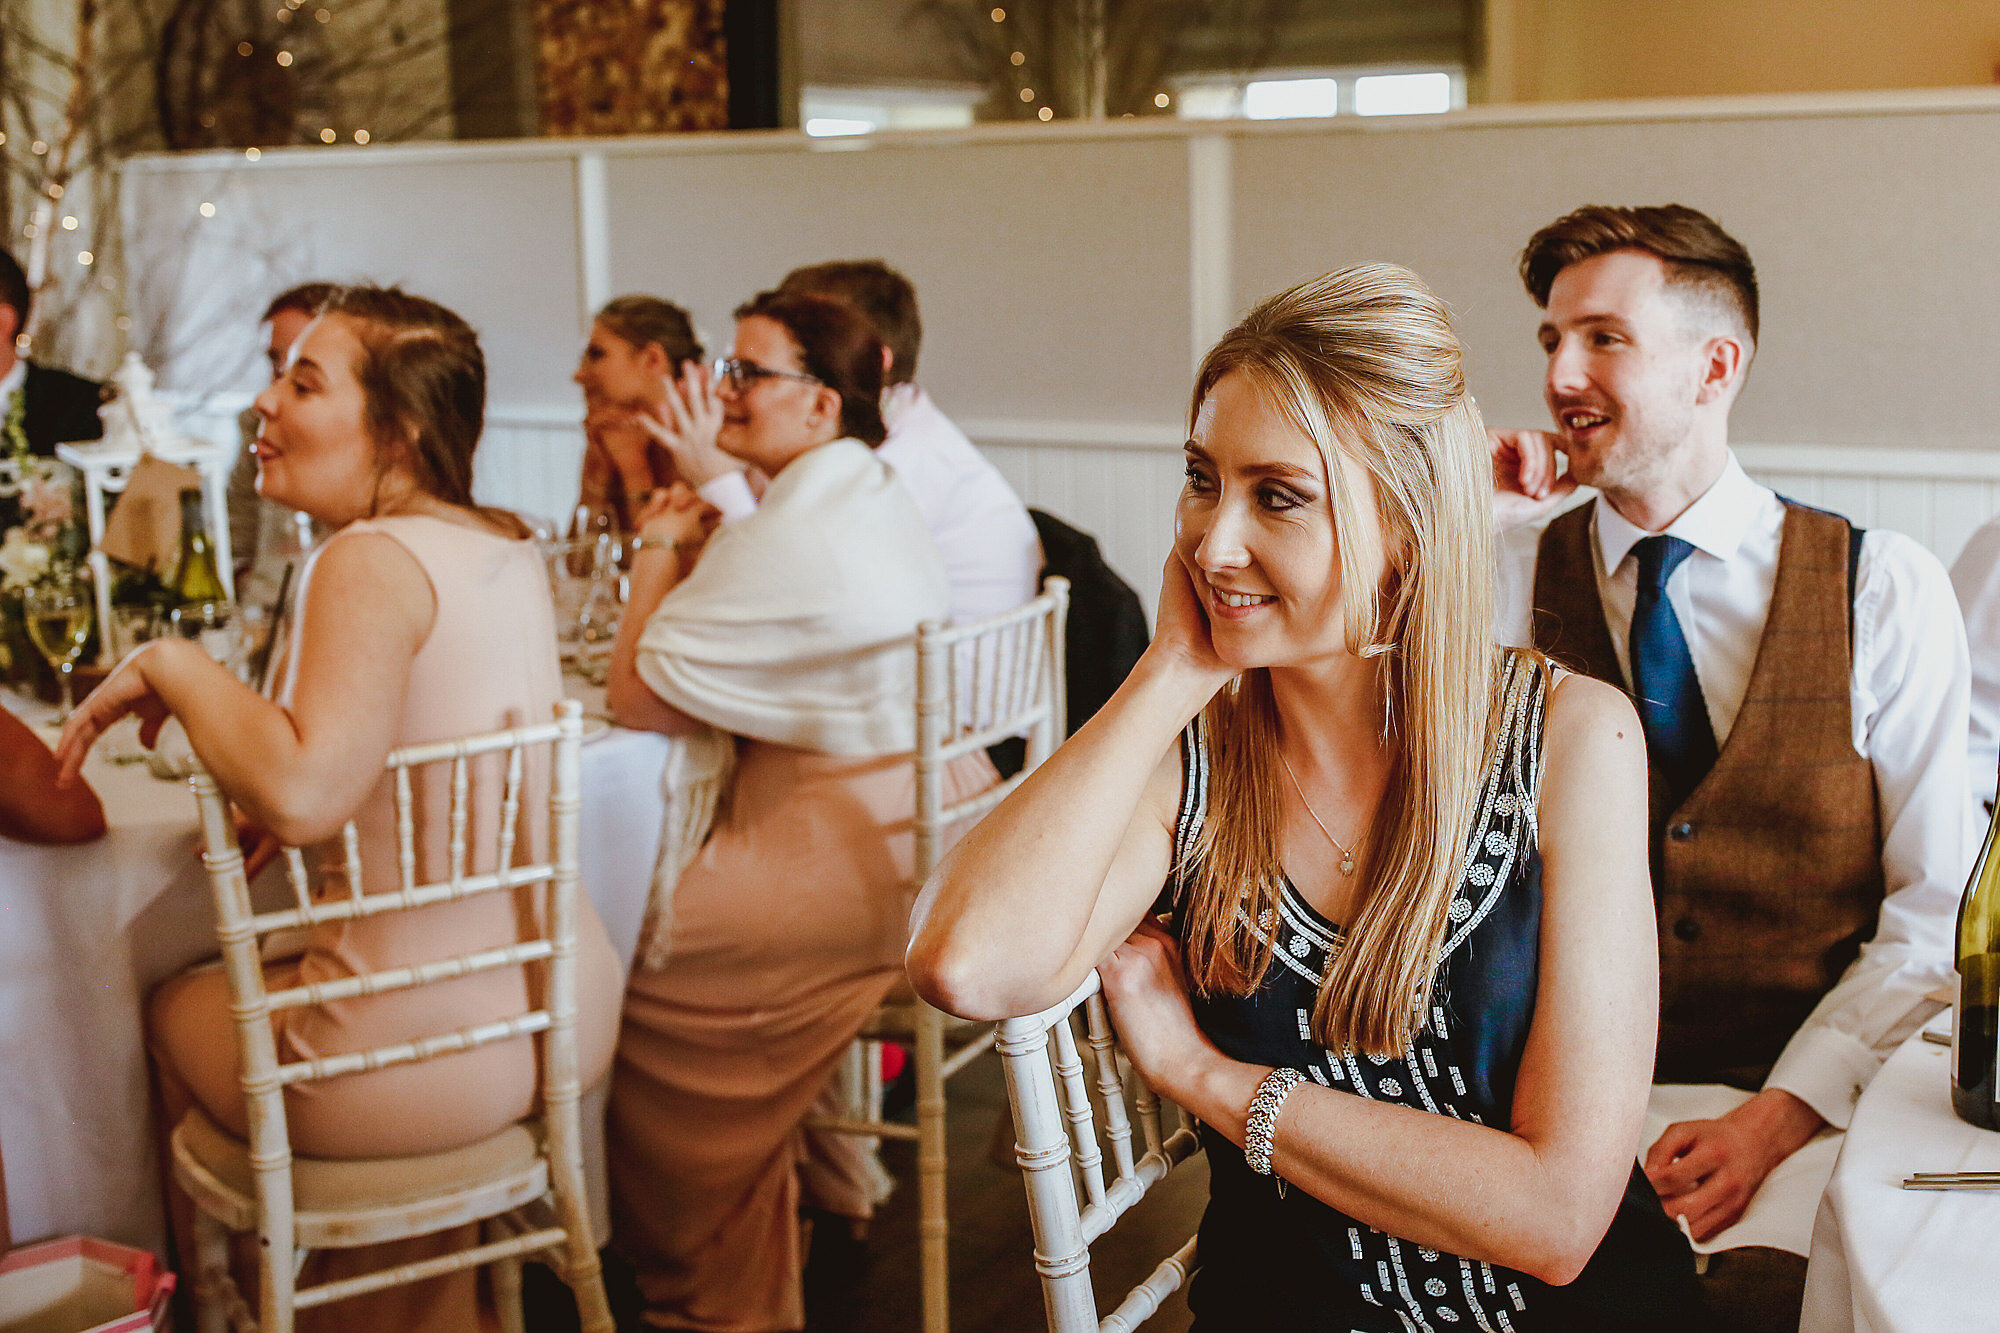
997, 972, 1201, 1332
1028, 509, 1148, 737
189, 700, 589, 1179
913, 575, 1069, 881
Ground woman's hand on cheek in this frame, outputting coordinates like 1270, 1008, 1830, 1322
1098, 917, 1219, 1104
1143, 551, 1233, 692
639, 362, 735, 487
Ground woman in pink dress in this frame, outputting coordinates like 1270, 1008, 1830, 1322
58, 286, 622, 1330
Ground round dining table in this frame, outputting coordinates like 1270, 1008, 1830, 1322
0, 688, 675, 1257
1801, 1016, 2000, 1331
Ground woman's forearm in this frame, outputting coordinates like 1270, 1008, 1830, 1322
134, 638, 341, 840
908, 654, 1219, 1018
605, 546, 704, 735
1175, 1054, 1619, 1286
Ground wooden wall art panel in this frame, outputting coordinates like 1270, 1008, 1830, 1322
534, 0, 728, 135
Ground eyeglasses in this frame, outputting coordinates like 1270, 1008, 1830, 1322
712, 357, 822, 391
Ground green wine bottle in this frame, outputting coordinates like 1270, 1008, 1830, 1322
172, 488, 227, 608
1952, 785, 2000, 1129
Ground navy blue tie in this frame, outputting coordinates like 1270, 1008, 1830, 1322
1628, 535, 1718, 803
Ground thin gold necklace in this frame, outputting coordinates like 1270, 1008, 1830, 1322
1278, 750, 1357, 877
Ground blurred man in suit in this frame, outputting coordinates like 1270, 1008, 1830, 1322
0, 247, 102, 457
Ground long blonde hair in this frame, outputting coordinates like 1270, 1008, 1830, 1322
1179, 264, 1508, 1057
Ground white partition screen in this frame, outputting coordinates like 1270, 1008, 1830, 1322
122, 92, 2000, 585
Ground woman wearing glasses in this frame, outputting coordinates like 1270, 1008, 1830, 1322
910, 266, 1705, 1329
603, 289, 991, 1331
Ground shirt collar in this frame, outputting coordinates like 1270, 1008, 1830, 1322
1593, 451, 1765, 574
0, 358, 26, 405
881, 381, 923, 432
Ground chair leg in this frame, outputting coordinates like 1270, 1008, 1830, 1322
562, 1235, 617, 1333
191, 1211, 232, 1333
487, 1217, 526, 1333
917, 1006, 949, 1333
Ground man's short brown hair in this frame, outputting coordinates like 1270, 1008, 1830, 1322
777, 259, 920, 384
1520, 204, 1759, 345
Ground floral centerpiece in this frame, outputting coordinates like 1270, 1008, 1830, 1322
0, 455, 88, 695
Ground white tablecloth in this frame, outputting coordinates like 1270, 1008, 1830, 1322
0, 693, 674, 1257
1801, 1020, 2000, 1331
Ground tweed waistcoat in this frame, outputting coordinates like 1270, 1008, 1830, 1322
1532, 499, 1883, 1085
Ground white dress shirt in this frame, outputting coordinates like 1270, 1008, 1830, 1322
878, 384, 1041, 625
1949, 514, 2000, 812
1496, 453, 1973, 1129
0, 358, 26, 407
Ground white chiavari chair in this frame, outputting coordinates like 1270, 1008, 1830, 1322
173, 699, 613, 1333
998, 971, 1203, 1331
809, 576, 1070, 1333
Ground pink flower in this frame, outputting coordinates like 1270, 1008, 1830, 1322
20, 475, 72, 540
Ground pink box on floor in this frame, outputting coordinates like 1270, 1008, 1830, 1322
0, 1237, 174, 1333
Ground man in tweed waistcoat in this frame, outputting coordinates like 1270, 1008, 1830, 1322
1488, 204, 1971, 1327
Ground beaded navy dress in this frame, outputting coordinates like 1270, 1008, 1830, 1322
1167, 653, 1703, 1331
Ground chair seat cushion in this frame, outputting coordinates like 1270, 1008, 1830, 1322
175, 1105, 543, 1217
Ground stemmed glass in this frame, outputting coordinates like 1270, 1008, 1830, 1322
575, 534, 624, 683
23, 570, 94, 722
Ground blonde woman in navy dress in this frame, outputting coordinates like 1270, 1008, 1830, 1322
910, 266, 1705, 1329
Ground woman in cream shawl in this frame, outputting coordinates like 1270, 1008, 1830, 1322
603, 289, 990, 1332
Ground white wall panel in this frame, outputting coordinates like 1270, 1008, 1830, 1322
124, 95, 2000, 609
126, 154, 585, 405
597, 135, 1193, 424
1230, 108, 2000, 452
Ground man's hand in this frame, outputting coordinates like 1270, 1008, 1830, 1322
1643, 1088, 1826, 1241
1489, 428, 1577, 528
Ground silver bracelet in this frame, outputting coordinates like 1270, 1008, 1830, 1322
628, 536, 703, 557
1244, 1066, 1305, 1177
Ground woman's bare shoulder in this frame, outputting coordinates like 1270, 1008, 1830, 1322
1537, 669, 1644, 817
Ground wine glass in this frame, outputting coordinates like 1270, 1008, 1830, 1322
23, 571, 94, 722
576, 551, 623, 684
541, 535, 599, 664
